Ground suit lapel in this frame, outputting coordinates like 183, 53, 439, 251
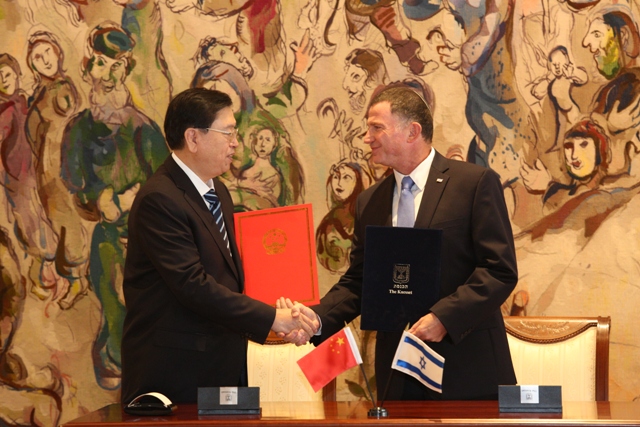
165, 157, 240, 280
362, 175, 395, 226
415, 151, 450, 228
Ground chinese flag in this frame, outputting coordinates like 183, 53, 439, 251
297, 327, 363, 392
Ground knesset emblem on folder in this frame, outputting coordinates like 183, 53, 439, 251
393, 264, 410, 284
262, 228, 287, 255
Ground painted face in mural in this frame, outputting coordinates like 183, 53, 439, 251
549, 49, 569, 77
331, 164, 357, 202
87, 53, 129, 109
582, 18, 621, 79
364, 101, 409, 170
206, 43, 253, 79
202, 79, 242, 114
0, 64, 17, 96
30, 42, 60, 79
254, 128, 276, 159
564, 136, 597, 179
343, 62, 368, 113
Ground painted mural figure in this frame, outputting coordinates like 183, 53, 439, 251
165, 0, 287, 94
193, 37, 255, 81
194, 29, 319, 121
26, 31, 79, 163
342, 48, 389, 116
0, 53, 61, 294
236, 126, 282, 207
530, 46, 588, 152
0, 53, 63, 426
315, 160, 369, 274
230, 121, 302, 210
522, 120, 610, 215
115, 0, 173, 127
60, 23, 169, 389
519, 118, 640, 243
191, 61, 304, 210
296, 0, 339, 59
317, 48, 388, 178
23, 32, 83, 305
582, 5, 640, 183
344, 0, 437, 75
432, 0, 537, 227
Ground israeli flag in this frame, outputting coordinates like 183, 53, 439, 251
391, 330, 445, 393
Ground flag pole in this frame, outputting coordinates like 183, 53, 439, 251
378, 368, 395, 408
362, 347, 388, 418
370, 322, 411, 416
358, 363, 376, 405
366, 375, 388, 418
345, 323, 388, 418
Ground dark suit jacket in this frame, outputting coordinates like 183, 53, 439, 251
121, 155, 275, 404
312, 151, 518, 400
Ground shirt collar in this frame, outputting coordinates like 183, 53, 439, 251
393, 147, 436, 193
172, 152, 215, 196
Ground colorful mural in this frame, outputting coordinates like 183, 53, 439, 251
1, 0, 639, 424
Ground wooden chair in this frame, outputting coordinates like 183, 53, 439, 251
504, 316, 610, 401
247, 337, 336, 402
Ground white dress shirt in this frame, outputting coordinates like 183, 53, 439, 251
392, 148, 436, 226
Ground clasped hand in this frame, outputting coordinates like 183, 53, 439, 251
271, 297, 320, 346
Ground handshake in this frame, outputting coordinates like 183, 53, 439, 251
270, 297, 319, 346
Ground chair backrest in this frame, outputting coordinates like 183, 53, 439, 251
504, 316, 610, 401
247, 339, 336, 402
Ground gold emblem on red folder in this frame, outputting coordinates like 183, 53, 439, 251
234, 204, 320, 305
262, 229, 287, 255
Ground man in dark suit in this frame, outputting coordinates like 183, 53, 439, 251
284, 84, 517, 400
121, 88, 316, 404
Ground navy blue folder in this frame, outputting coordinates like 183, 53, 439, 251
361, 226, 443, 331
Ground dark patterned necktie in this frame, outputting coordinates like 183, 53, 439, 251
203, 189, 231, 255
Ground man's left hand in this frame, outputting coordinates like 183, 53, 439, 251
409, 313, 447, 342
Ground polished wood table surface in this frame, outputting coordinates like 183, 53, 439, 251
63, 401, 640, 426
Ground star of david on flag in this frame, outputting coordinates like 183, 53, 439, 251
391, 330, 445, 393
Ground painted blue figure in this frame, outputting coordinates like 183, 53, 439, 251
116, 0, 173, 126
426, 0, 537, 227
60, 23, 169, 389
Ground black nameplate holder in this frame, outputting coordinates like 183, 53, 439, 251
499, 385, 562, 413
197, 387, 261, 415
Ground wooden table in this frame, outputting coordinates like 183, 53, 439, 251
63, 400, 640, 426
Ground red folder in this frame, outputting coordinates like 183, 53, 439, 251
234, 204, 320, 305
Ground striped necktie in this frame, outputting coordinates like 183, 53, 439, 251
203, 189, 231, 255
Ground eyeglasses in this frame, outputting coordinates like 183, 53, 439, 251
200, 127, 239, 140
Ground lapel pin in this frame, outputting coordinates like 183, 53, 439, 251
436, 178, 443, 183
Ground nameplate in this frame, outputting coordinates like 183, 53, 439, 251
499, 385, 562, 413
197, 387, 261, 415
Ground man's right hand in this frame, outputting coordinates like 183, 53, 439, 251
274, 297, 320, 346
